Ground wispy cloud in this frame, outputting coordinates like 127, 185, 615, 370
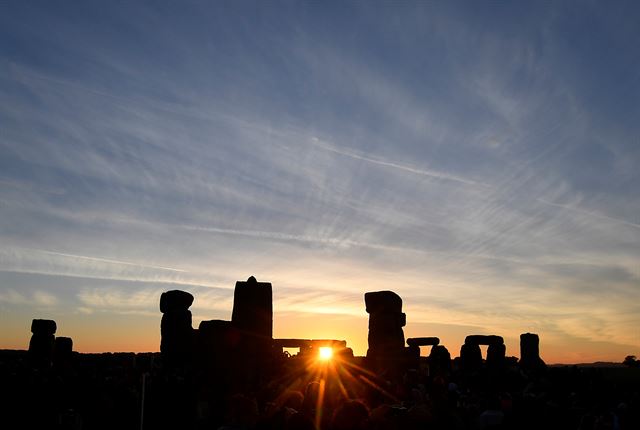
308, 137, 486, 187
1, 1, 639, 361
31, 249, 188, 272
537, 198, 640, 230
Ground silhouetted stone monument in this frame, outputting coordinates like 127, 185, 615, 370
365, 291, 405, 352
160, 289, 194, 313
53, 336, 73, 356
429, 344, 452, 375
520, 332, 546, 370
273, 338, 351, 360
365, 291, 407, 376
460, 342, 482, 371
28, 318, 56, 366
160, 290, 194, 367
486, 343, 506, 370
231, 276, 273, 388
460, 335, 505, 372
53, 336, 73, 367
198, 320, 240, 388
232, 276, 273, 340
406, 337, 440, 348
406, 337, 451, 375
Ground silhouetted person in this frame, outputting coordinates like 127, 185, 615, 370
331, 400, 370, 430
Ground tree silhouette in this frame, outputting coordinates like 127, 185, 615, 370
623, 355, 638, 367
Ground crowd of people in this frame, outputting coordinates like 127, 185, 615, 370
1, 347, 639, 430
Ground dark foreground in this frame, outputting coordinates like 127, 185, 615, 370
8, 282, 640, 429
1, 348, 639, 430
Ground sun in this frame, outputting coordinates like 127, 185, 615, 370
318, 347, 333, 361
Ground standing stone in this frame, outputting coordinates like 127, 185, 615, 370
197, 320, 240, 385
364, 291, 407, 377
460, 342, 482, 372
231, 276, 274, 389
486, 343, 506, 369
365, 291, 406, 353
231, 276, 273, 340
429, 345, 452, 375
53, 336, 73, 367
28, 319, 56, 367
159, 290, 194, 367
520, 332, 545, 370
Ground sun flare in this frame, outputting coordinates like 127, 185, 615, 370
318, 347, 333, 361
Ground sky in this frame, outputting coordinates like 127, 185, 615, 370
0, 1, 638, 364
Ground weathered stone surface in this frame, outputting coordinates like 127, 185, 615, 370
310, 339, 347, 349
520, 332, 545, 369
364, 291, 403, 314
160, 290, 194, 313
28, 334, 55, 365
273, 338, 311, 349
464, 335, 504, 345
487, 343, 506, 367
369, 312, 406, 330
364, 291, 408, 379
31, 319, 56, 335
53, 337, 73, 364
161, 310, 193, 332
367, 328, 405, 351
460, 343, 482, 371
199, 319, 233, 332
231, 276, 272, 340
368, 313, 405, 349
429, 345, 452, 374
198, 320, 240, 358
159, 292, 194, 367
336, 347, 354, 360
54, 336, 73, 353
520, 332, 539, 359
407, 337, 440, 347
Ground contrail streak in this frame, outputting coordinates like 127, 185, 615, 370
29, 249, 188, 272
537, 199, 640, 230
310, 138, 486, 187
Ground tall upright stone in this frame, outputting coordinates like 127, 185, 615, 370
364, 291, 407, 376
520, 332, 545, 370
460, 342, 482, 372
486, 343, 506, 369
159, 290, 194, 367
429, 345, 452, 375
28, 319, 56, 367
231, 276, 273, 388
231, 276, 272, 340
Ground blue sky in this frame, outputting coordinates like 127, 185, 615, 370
1, 1, 639, 362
